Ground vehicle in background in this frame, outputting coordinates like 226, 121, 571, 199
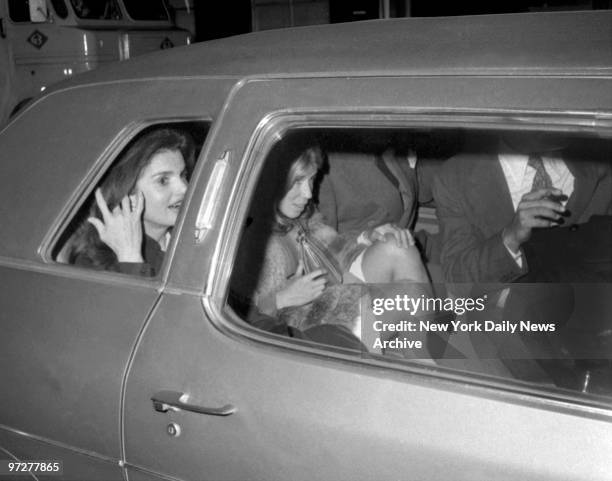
167, 0, 194, 37
0, 0, 191, 124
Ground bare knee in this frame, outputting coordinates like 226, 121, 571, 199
362, 241, 428, 283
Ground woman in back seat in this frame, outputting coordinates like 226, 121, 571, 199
233, 141, 430, 334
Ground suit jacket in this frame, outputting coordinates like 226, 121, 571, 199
433, 152, 612, 283
318, 151, 419, 234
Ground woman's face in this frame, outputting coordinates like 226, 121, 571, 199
278, 166, 316, 219
135, 149, 187, 239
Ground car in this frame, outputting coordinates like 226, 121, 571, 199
1, 10, 611, 481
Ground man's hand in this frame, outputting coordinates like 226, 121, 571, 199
88, 188, 145, 263
366, 223, 415, 249
503, 187, 567, 253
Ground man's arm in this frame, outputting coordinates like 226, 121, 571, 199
433, 167, 527, 284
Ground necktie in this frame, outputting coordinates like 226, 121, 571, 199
528, 155, 553, 192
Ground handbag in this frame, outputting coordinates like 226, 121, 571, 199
296, 223, 343, 285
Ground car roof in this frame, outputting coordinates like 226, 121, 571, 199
61, 10, 612, 89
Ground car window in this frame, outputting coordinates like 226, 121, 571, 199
69, 0, 121, 20
50, 0, 69, 19
8, 0, 34, 22
122, 0, 168, 21
227, 124, 612, 402
52, 120, 209, 278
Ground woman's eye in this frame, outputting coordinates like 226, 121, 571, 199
158, 176, 169, 186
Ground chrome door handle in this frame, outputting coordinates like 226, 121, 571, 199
151, 390, 236, 416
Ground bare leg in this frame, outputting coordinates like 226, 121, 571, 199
361, 241, 429, 284
360, 241, 432, 358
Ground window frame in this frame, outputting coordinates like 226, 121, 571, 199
41, 117, 212, 285
211, 108, 612, 414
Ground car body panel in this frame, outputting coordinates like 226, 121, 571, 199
131, 73, 612, 480
0, 409, 124, 481
122, 294, 612, 481
0, 78, 232, 260
0, 77, 226, 477
0, 263, 155, 479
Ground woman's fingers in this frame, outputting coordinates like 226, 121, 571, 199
288, 260, 305, 279
94, 188, 112, 220
295, 260, 305, 276
121, 195, 131, 213
134, 191, 145, 216
303, 268, 324, 280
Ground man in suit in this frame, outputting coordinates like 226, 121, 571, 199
433, 133, 611, 386
433, 133, 612, 284
318, 147, 422, 235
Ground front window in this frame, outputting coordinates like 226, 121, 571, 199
123, 0, 169, 21
69, 0, 121, 20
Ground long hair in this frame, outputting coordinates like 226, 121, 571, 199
68, 127, 195, 270
273, 143, 324, 233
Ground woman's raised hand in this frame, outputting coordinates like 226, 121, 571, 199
276, 261, 327, 309
87, 188, 145, 262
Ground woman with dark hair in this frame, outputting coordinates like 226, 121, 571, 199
233, 142, 429, 335
69, 127, 195, 276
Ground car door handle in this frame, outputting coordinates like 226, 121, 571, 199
151, 390, 236, 416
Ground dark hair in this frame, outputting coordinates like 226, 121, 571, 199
68, 127, 195, 270
274, 144, 323, 233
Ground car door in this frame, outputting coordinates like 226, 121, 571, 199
123, 76, 612, 481
0, 77, 229, 480
0, 99, 159, 480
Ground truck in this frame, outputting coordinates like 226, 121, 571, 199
0, 0, 191, 124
